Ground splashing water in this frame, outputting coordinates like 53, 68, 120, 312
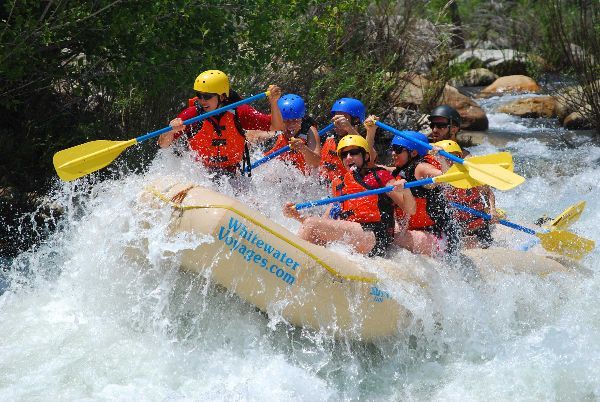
1, 98, 599, 400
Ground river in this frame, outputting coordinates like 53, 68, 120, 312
0, 92, 599, 401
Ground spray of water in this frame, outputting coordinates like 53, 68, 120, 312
1, 106, 599, 399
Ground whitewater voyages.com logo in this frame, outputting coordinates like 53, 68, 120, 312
217, 217, 298, 285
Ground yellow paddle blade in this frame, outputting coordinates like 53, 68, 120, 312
537, 230, 595, 260
544, 201, 586, 231
433, 164, 481, 189
53, 139, 138, 181
463, 161, 525, 191
466, 152, 514, 171
433, 153, 515, 189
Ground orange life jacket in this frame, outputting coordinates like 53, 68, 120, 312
331, 168, 394, 227
423, 153, 442, 170
264, 134, 309, 175
187, 110, 248, 170
446, 187, 488, 233
392, 158, 442, 230
320, 136, 346, 182
396, 197, 436, 229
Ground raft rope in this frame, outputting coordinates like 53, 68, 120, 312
146, 185, 378, 284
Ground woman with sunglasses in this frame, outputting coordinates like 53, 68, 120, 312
388, 132, 461, 257
319, 98, 372, 183
263, 94, 321, 175
283, 135, 414, 257
158, 70, 284, 177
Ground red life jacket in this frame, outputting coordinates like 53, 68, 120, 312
187, 110, 248, 171
331, 168, 394, 229
264, 134, 309, 175
446, 187, 488, 233
319, 136, 346, 182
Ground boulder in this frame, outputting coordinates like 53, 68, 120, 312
496, 96, 557, 118
452, 48, 529, 75
439, 86, 489, 130
479, 75, 541, 96
455, 68, 498, 87
554, 84, 596, 123
563, 112, 592, 130
392, 73, 489, 130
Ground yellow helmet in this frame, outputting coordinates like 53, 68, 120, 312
193, 70, 230, 96
433, 140, 462, 154
337, 135, 370, 158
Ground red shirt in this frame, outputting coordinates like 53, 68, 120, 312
174, 104, 271, 139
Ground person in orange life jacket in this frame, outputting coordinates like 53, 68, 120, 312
263, 94, 321, 175
387, 131, 461, 257
283, 135, 415, 257
319, 98, 373, 183
432, 140, 500, 249
157, 70, 284, 176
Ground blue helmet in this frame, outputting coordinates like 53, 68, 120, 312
391, 131, 429, 156
278, 94, 306, 120
330, 98, 366, 122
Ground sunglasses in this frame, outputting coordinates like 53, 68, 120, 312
429, 122, 450, 129
391, 145, 408, 154
196, 92, 218, 100
339, 148, 363, 158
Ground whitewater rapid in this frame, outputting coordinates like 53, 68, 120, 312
1, 94, 599, 401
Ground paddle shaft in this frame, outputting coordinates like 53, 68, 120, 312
135, 92, 268, 143
295, 178, 434, 210
450, 202, 537, 235
250, 122, 334, 170
375, 121, 464, 164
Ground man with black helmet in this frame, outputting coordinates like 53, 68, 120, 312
428, 105, 501, 227
428, 105, 462, 144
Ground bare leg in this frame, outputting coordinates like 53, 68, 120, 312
298, 217, 376, 255
394, 229, 440, 257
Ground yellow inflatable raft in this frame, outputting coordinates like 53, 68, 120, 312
143, 180, 575, 341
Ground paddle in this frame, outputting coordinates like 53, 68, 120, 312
450, 202, 595, 260
53, 92, 270, 181
522, 201, 587, 252
294, 165, 494, 210
374, 121, 525, 191
248, 122, 335, 171
545, 200, 586, 231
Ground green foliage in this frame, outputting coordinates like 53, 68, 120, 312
2, 0, 428, 198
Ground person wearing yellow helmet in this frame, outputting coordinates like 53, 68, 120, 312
431, 140, 499, 249
283, 135, 415, 257
158, 70, 284, 177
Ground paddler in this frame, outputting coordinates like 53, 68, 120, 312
432, 140, 500, 249
157, 70, 284, 178
320, 98, 373, 183
427, 104, 463, 145
284, 135, 415, 257
262, 94, 321, 175
387, 131, 461, 257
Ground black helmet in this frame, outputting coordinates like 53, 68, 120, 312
429, 105, 462, 127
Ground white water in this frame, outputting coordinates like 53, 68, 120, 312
1, 96, 599, 401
